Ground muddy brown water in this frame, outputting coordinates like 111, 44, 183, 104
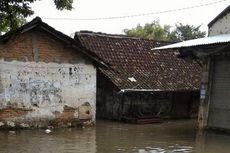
0, 120, 230, 153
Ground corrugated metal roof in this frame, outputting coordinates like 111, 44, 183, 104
153, 33, 230, 50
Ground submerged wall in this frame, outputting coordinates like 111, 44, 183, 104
0, 30, 97, 128
0, 61, 96, 127
98, 90, 199, 120
96, 73, 199, 120
0, 60, 96, 128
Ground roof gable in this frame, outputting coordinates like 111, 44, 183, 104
0, 17, 106, 67
75, 31, 201, 91
208, 5, 230, 28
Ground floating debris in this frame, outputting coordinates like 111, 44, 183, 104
9, 131, 15, 134
45, 129, 51, 133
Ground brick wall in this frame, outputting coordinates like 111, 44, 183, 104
0, 30, 88, 63
0, 30, 96, 129
0, 32, 33, 61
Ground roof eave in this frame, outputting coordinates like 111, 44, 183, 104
152, 34, 230, 58
0, 17, 108, 68
117, 88, 199, 94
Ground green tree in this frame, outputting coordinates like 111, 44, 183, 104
124, 21, 206, 41
123, 21, 171, 41
0, 0, 73, 32
169, 23, 206, 42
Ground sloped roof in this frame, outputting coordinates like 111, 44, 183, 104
75, 31, 201, 91
154, 33, 230, 50
0, 17, 106, 67
208, 5, 230, 28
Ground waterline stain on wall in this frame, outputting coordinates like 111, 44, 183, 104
0, 17, 101, 129
0, 60, 96, 128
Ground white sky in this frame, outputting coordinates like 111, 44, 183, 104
28, 0, 230, 36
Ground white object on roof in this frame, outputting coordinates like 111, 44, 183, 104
128, 77, 137, 82
118, 88, 162, 94
152, 33, 230, 50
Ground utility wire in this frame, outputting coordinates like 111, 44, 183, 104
41, 0, 229, 21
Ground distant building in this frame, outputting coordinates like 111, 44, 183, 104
155, 5, 230, 130
208, 5, 230, 36
0, 17, 104, 128
75, 31, 201, 122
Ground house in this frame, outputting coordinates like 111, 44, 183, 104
75, 31, 201, 122
155, 5, 230, 130
0, 17, 106, 128
208, 5, 230, 36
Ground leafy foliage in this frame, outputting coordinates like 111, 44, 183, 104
124, 21, 171, 41
124, 21, 206, 41
54, 0, 73, 10
169, 23, 206, 41
0, 0, 73, 32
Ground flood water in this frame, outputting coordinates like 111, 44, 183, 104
0, 120, 230, 153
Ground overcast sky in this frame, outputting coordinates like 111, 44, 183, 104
28, 0, 230, 36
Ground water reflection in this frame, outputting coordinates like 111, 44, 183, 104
0, 128, 96, 153
0, 120, 229, 153
195, 130, 230, 153
96, 120, 196, 153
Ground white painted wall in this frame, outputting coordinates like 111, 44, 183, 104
209, 12, 230, 36
0, 59, 96, 125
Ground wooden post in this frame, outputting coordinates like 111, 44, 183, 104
198, 57, 213, 129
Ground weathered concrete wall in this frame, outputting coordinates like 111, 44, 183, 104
0, 30, 97, 128
209, 12, 230, 36
0, 60, 96, 128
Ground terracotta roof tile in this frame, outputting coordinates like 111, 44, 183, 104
75, 32, 201, 91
